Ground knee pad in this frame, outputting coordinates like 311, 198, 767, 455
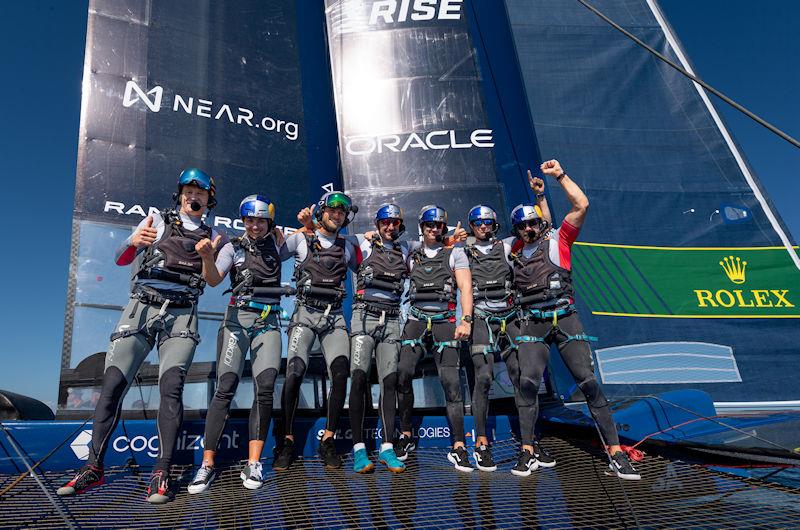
214, 372, 239, 401
440, 368, 462, 404
350, 369, 367, 394
159, 366, 187, 400
475, 366, 493, 393
286, 356, 307, 380
517, 374, 540, 406
330, 356, 349, 386
578, 377, 607, 409
381, 372, 397, 393
99, 366, 128, 402
255, 368, 278, 397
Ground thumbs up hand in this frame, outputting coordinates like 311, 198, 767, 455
451, 221, 467, 243
196, 234, 222, 259
132, 216, 158, 247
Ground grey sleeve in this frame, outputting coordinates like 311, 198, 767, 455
346, 240, 360, 272
281, 231, 303, 260
450, 247, 470, 270
214, 242, 236, 276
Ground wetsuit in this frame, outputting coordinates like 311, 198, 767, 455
89, 210, 226, 472
280, 230, 358, 437
511, 222, 618, 447
397, 242, 469, 444
465, 237, 519, 441
201, 233, 292, 452
349, 235, 410, 446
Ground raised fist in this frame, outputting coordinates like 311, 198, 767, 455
540, 159, 564, 178
132, 216, 158, 248
527, 170, 545, 194
195, 234, 222, 259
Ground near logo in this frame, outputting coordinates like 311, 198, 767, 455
123, 80, 163, 112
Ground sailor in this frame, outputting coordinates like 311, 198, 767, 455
272, 191, 360, 471
58, 168, 227, 503
395, 205, 475, 472
508, 159, 640, 479
462, 174, 556, 472
347, 204, 410, 474
188, 195, 292, 493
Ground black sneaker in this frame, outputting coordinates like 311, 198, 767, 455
273, 439, 296, 471
473, 444, 497, 472
318, 437, 341, 469
447, 446, 474, 473
146, 469, 171, 504
533, 440, 556, 468
511, 449, 538, 477
609, 451, 641, 480
187, 465, 215, 494
57, 465, 104, 496
395, 434, 416, 462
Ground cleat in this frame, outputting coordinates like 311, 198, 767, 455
240, 461, 264, 490
318, 438, 341, 469
146, 469, 171, 504
473, 444, 497, 472
394, 434, 416, 462
511, 449, 539, 477
57, 465, 104, 496
379, 447, 406, 473
447, 446, 474, 473
187, 465, 215, 494
353, 447, 374, 473
609, 451, 641, 480
533, 440, 556, 468
273, 439, 296, 471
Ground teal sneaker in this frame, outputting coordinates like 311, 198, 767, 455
353, 447, 374, 474
379, 447, 406, 473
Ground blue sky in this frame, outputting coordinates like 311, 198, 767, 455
0, 1, 797, 409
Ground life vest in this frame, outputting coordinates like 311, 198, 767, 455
293, 233, 348, 303
229, 235, 282, 294
355, 236, 407, 303
466, 238, 513, 303
511, 238, 573, 306
136, 210, 210, 290
408, 246, 456, 305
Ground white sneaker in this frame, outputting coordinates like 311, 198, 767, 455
187, 466, 215, 494
240, 461, 264, 490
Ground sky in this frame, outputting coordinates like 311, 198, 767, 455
0, 1, 797, 410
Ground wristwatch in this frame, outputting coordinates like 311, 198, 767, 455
462, 314, 473, 324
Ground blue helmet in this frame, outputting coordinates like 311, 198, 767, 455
177, 168, 217, 209
510, 203, 543, 228
418, 205, 447, 225
375, 203, 405, 237
468, 205, 498, 224
239, 194, 275, 220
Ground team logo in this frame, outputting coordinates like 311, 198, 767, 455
70, 430, 93, 460
719, 255, 746, 284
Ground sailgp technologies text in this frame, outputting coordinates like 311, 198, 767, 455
318, 426, 450, 440
345, 129, 493, 155
122, 80, 299, 141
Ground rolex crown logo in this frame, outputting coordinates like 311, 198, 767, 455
719, 255, 747, 284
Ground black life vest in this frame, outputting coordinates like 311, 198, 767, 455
466, 239, 513, 302
293, 233, 348, 303
136, 210, 211, 290
408, 246, 455, 305
356, 237, 407, 303
229, 235, 282, 294
511, 238, 573, 306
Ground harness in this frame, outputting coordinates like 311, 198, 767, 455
408, 246, 456, 305
514, 304, 597, 345
227, 235, 282, 297
510, 237, 574, 307
466, 238, 514, 304
109, 297, 200, 347
294, 233, 348, 312
135, 210, 209, 293
356, 235, 407, 302
400, 307, 459, 353
472, 307, 518, 356
228, 297, 285, 338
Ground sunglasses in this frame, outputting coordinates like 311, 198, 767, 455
518, 220, 542, 230
471, 219, 494, 227
422, 221, 444, 230
379, 218, 401, 227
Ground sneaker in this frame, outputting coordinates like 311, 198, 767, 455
318, 438, 341, 469
273, 439, 295, 471
378, 447, 406, 473
473, 444, 497, 472
353, 447, 374, 474
511, 449, 538, 477
240, 461, 264, 490
533, 441, 556, 468
146, 469, 171, 504
57, 465, 104, 496
609, 451, 641, 480
395, 434, 416, 462
187, 465, 215, 494
447, 446, 474, 473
